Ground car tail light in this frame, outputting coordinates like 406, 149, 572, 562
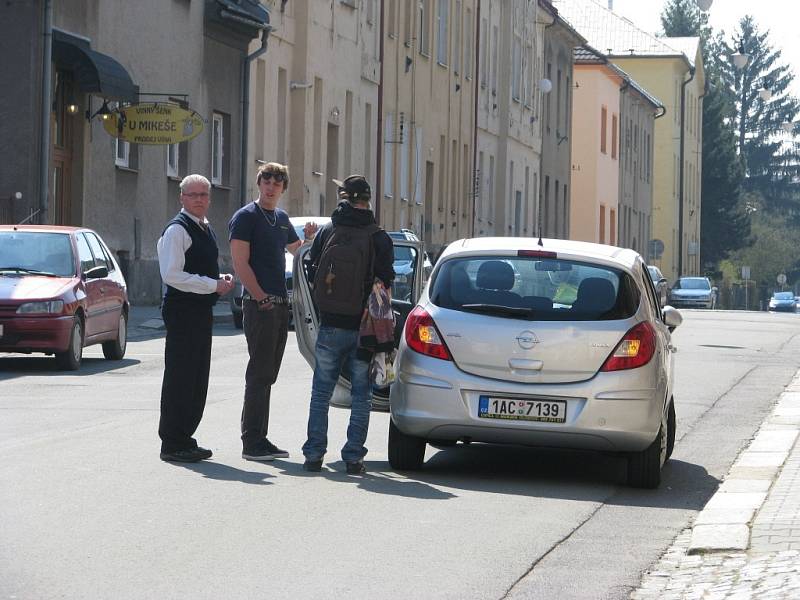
405, 306, 452, 361
600, 322, 656, 372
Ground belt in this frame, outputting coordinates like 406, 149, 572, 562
243, 293, 289, 305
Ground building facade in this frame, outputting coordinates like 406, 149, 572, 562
539, 1, 584, 240
245, 1, 380, 219
1, 0, 268, 302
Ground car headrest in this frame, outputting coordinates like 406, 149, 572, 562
476, 261, 515, 291
574, 277, 616, 312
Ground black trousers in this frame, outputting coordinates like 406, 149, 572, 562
158, 299, 214, 453
241, 299, 289, 448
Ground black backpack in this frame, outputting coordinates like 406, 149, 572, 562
312, 224, 380, 315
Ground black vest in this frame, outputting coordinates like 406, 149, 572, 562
162, 212, 220, 306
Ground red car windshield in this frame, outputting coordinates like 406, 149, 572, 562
0, 231, 75, 277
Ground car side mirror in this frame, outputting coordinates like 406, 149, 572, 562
83, 265, 109, 280
662, 305, 682, 331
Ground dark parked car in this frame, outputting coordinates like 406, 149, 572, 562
768, 291, 796, 312
0, 225, 129, 370
647, 265, 669, 307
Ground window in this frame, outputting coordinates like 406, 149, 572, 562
436, 0, 448, 65
75, 233, 95, 275
491, 25, 498, 93
419, 0, 430, 55
387, 0, 396, 37
115, 139, 129, 168
453, 1, 461, 74
384, 113, 394, 197
464, 7, 472, 79
600, 106, 607, 154
84, 232, 111, 271
599, 205, 606, 243
404, 0, 414, 44
167, 143, 179, 178
611, 114, 618, 159
610, 208, 616, 246
480, 18, 488, 87
556, 69, 562, 129
512, 35, 522, 101
211, 113, 224, 185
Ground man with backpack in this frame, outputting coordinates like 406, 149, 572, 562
301, 175, 394, 475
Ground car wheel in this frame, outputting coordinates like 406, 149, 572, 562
666, 399, 676, 461
55, 316, 83, 371
626, 420, 666, 489
388, 419, 426, 470
233, 311, 243, 329
102, 311, 128, 360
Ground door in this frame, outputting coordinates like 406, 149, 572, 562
84, 232, 124, 334
51, 70, 74, 225
292, 237, 426, 411
74, 233, 103, 338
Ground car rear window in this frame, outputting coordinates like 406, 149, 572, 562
429, 256, 640, 321
674, 278, 710, 290
0, 231, 75, 277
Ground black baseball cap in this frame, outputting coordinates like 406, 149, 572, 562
332, 175, 371, 200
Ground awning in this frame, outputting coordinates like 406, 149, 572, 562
52, 28, 139, 103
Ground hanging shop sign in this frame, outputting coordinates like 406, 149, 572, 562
103, 103, 204, 145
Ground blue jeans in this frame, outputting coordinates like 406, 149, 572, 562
302, 326, 372, 463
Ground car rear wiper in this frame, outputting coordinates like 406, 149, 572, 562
0, 267, 59, 277
461, 303, 535, 318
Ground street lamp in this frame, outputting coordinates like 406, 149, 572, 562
695, 0, 713, 11
782, 121, 797, 133
732, 44, 750, 70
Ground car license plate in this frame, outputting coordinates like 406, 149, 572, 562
478, 395, 566, 423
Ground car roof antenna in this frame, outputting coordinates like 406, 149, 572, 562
537, 208, 544, 246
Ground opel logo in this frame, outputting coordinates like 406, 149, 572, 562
516, 330, 539, 350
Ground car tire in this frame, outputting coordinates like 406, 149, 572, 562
102, 311, 128, 360
55, 316, 83, 371
233, 311, 243, 329
626, 421, 666, 489
388, 419, 426, 470
666, 399, 676, 461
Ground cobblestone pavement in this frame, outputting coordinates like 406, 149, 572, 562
631, 375, 800, 599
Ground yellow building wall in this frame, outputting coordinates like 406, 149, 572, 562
612, 56, 698, 281
569, 67, 620, 244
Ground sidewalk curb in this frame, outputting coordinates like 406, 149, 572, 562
131, 308, 233, 332
687, 374, 800, 554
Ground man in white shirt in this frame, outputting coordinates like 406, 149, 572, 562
156, 174, 234, 463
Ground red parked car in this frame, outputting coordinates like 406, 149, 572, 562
0, 225, 129, 370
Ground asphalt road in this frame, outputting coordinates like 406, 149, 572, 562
1, 309, 799, 600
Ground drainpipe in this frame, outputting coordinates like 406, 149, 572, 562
471, 0, 481, 237
375, 4, 385, 222
678, 66, 695, 277
39, 0, 53, 224
239, 27, 271, 208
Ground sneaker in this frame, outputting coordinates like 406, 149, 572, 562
160, 447, 212, 463
345, 460, 366, 475
242, 442, 274, 462
264, 439, 289, 458
303, 459, 323, 472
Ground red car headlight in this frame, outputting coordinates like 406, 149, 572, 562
16, 300, 65, 315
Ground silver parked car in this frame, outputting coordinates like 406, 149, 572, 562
387, 237, 682, 489
669, 276, 717, 309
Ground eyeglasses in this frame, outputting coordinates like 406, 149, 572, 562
182, 192, 209, 198
260, 172, 287, 184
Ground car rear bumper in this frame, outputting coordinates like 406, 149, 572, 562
390, 351, 664, 453
0, 314, 74, 354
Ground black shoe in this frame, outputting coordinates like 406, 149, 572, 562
160, 447, 211, 463
264, 439, 289, 458
242, 442, 274, 462
345, 461, 366, 475
303, 459, 323, 472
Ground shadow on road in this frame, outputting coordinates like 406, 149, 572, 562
0, 356, 140, 381
166, 460, 276, 485
272, 459, 457, 500
381, 443, 719, 510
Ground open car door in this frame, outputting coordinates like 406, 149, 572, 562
292, 236, 427, 411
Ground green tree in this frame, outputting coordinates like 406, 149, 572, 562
728, 210, 796, 292
718, 17, 800, 213
660, 1, 750, 265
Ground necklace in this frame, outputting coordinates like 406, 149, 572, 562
257, 202, 277, 227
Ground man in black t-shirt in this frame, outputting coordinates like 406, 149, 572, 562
229, 162, 317, 461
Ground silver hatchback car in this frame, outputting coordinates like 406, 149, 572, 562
389, 237, 683, 489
